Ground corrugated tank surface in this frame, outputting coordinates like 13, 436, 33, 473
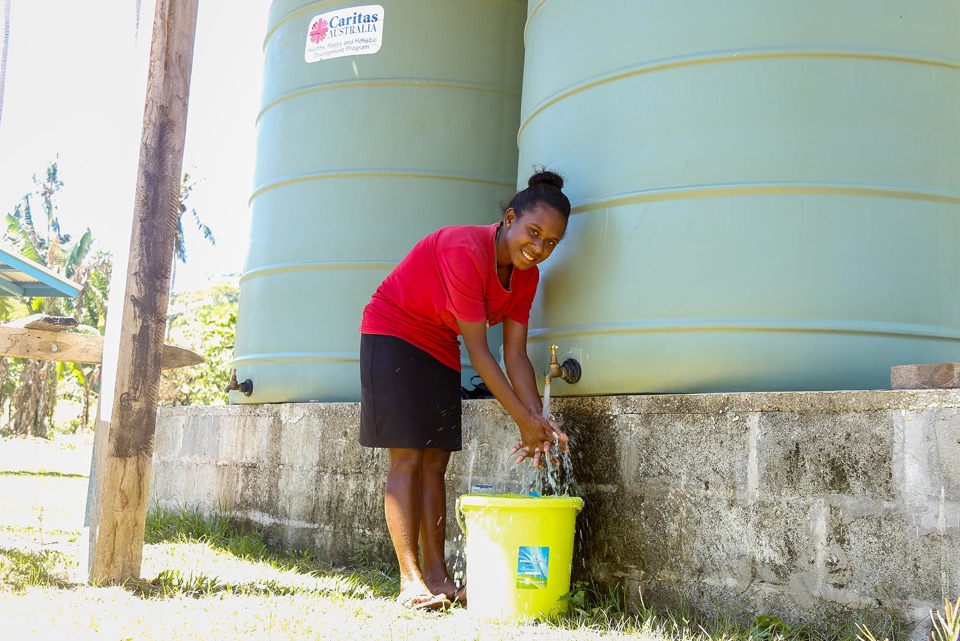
233, 0, 526, 402
520, 1, 960, 393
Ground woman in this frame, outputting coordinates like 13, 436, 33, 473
358, 169, 572, 610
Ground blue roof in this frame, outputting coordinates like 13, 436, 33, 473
0, 246, 81, 298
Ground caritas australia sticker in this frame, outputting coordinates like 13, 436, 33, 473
304, 4, 384, 63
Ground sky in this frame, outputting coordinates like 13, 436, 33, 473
0, 0, 268, 292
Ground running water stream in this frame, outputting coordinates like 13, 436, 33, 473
542, 378, 551, 419
536, 376, 581, 497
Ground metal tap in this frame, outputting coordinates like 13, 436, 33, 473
225, 369, 254, 396
545, 344, 581, 384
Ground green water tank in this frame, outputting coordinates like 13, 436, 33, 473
521, 1, 960, 393
232, 0, 526, 403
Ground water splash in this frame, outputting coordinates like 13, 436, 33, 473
458, 379, 581, 498
451, 532, 466, 587
536, 441, 581, 497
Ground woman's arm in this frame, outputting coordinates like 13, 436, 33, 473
501, 317, 542, 417
458, 319, 567, 465
502, 318, 569, 455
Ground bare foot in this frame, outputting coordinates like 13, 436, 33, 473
424, 573, 458, 603
425, 576, 466, 607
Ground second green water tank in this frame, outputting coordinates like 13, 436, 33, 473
521, 0, 960, 393
232, 0, 526, 402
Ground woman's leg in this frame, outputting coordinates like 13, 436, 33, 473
385, 447, 434, 601
418, 448, 457, 599
386, 448, 451, 609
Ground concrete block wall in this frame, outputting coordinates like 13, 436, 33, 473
563, 392, 959, 632
151, 390, 960, 631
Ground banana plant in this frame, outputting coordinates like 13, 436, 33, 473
2, 161, 110, 436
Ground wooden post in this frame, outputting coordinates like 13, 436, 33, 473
87, 0, 199, 584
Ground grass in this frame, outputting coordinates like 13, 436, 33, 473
0, 434, 955, 641
137, 508, 897, 640
135, 505, 393, 601
0, 504, 926, 641
856, 599, 960, 641
0, 469, 89, 478
0, 546, 71, 590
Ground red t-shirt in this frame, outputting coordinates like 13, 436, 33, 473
360, 222, 539, 371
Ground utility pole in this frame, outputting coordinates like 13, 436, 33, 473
86, 0, 199, 583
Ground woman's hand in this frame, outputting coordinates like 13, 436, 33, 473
456, 319, 570, 467
509, 413, 569, 467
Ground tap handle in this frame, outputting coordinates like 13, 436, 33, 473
549, 344, 559, 364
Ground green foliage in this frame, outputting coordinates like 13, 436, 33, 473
931, 598, 960, 641
0, 160, 111, 436
160, 282, 238, 406
563, 579, 631, 628
145, 568, 226, 598
0, 161, 225, 432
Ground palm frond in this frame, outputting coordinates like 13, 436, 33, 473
6, 207, 42, 264
16, 196, 44, 260
64, 228, 94, 278
191, 209, 216, 245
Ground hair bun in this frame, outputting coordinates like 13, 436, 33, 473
505, 167, 571, 219
528, 169, 564, 191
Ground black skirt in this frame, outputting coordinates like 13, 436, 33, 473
359, 333, 462, 451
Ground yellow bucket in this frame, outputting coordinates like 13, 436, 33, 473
456, 494, 584, 621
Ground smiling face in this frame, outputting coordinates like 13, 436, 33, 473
497, 203, 568, 271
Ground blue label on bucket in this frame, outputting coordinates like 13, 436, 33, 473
516, 546, 549, 589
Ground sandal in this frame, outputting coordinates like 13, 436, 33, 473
397, 590, 452, 611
